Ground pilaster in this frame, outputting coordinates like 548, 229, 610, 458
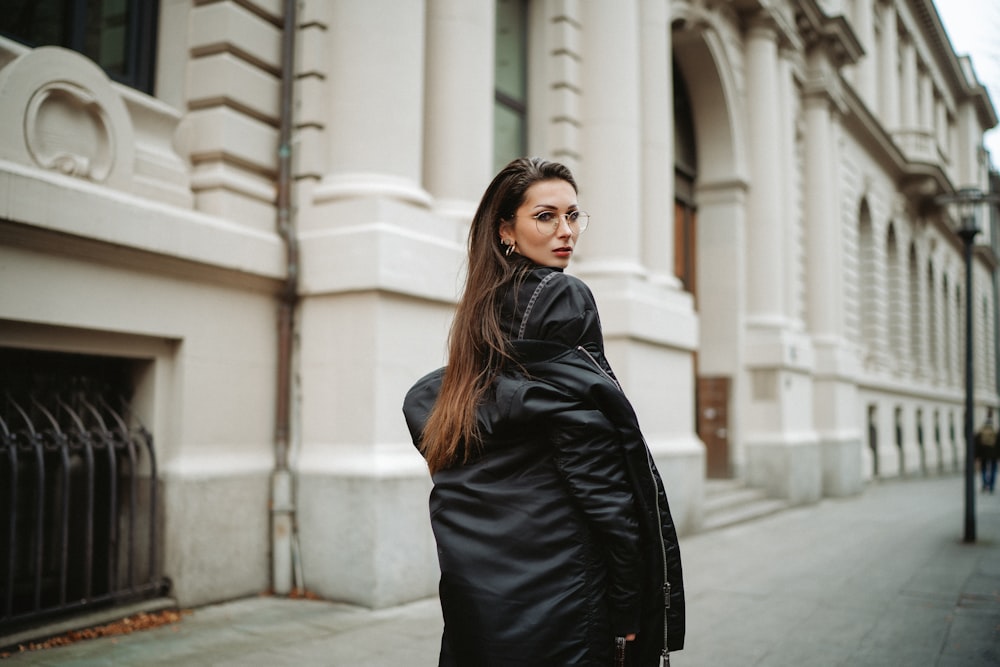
185, 1, 283, 229
312, 1, 428, 208
893, 33, 925, 159
639, 0, 679, 287
778, 46, 800, 331
919, 68, 934, 140
423, 0, 495, 223
955, 102, 982, 185
803, 62, 863, 495
876, 1, 899, 129
900, 35, 917, 128
911, 240, 927, 382
849, 0, 877, 109
293, 0, 447, 608
935, 97, 948, 158
803, 52, 844, 341
744, 17, 786, 326
578, 0, 643, 278
741, 13, 820, 504
528, 0, 583, 170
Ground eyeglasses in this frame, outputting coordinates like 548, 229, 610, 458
524, 210, 591, 235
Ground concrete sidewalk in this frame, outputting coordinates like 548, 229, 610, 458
3, 474, 998, 666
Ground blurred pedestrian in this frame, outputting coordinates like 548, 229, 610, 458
975, 409, 997, 493
403, 157, 685, 666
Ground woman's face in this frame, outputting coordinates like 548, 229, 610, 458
500, 179, 580, 269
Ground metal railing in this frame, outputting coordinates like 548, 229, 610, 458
0, 390, 170, 631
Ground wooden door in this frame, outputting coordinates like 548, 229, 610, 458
697, 375, 731, 478
673, 200, 696, 302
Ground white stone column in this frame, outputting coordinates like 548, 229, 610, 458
935, 97, 948, 155
877, 1, 899, 128
929, 266, 940, 382
778, 48, 798, 327
294, 0, 449, 610
314, 0, 430, 205
899, 36, 917, 129
956, 102, 982, 184
919, 70, 934, 135
911, 244, 925, 380
803, 57, 863, 497
936, 270, 945, 383
744, 18, 785, 325
851, 0, 877, 108
804, 95, 837, 338
423, 0, 495, 222
741, 16, 821, 505
639, 0, 677, 285
579, 0, 643, 277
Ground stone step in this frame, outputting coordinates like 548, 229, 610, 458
700, 479, 791, 533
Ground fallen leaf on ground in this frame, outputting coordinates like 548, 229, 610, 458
1, 609, 190, 658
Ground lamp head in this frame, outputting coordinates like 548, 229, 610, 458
955, 187, 982, 234
935, 187, 985, 238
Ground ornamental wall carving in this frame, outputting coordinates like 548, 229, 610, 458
0, 43, 192, 208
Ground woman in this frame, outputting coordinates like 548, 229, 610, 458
403, 158, 685, 666
976, 411, 997, 493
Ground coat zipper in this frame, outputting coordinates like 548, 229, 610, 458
646, 440, 671, 667
575, 346, 671, 665
575, 345, 621, 390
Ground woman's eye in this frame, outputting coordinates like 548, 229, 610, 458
567, 211, 579, 222
535, 212, 554, 222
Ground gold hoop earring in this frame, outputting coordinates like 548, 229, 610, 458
504, 239, 516, 257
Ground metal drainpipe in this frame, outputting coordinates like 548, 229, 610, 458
272, 0, 300, 596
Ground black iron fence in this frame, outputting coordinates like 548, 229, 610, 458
0, 386, 170, 631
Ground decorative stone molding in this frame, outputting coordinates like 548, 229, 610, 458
0, 46, 134, 190
24, 81, 115, 181
0, 41, 192, 208
794, 1, 863, 68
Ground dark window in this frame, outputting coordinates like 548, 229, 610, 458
494, 0, 528, 174
0, 0, 158, 94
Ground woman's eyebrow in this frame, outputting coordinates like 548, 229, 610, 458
531, 203, 579, 210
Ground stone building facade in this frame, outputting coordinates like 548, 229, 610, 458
0, 0, 996, 624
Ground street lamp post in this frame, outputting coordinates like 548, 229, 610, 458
956, 193, 979, 544
936, 187, 1000, 543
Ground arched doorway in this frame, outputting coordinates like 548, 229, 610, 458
674, 60, 730, 478
673, 17, 746, 479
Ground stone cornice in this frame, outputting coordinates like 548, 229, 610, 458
910, 0, 998, 130
794, 0, 863, 68
840, 82, 952, 202
734, 0, 801, 51
0, 160, 286, 283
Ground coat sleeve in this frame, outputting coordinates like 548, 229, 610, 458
514, 272, 641, 634
539, 392, 642, 636
401, 367, 445, 451
516, 270, 643, 633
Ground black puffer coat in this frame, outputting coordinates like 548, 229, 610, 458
403, 263, 685, 666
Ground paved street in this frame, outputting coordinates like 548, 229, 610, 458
3, 474, 998, 666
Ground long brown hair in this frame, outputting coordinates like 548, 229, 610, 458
420, 157, 578, 473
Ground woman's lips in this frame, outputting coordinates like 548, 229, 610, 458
553, 247, 573, 257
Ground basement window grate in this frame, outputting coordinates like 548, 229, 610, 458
0, 347, 170, 634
